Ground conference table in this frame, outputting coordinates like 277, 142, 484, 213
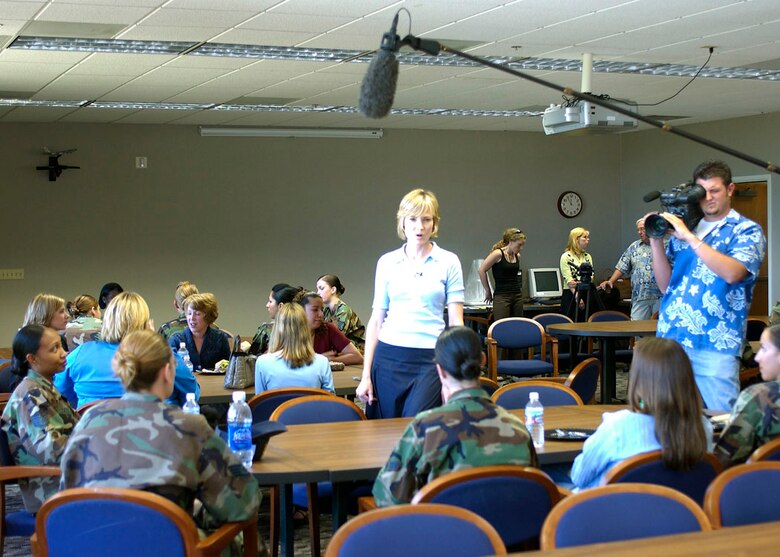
517, 520, 780, 556
253, 404, 610, 557
547, 320, 657, 404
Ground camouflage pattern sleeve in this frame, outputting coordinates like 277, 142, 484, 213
158, 315, 187, 341
714, 381, 780, 466
328, 302, 365, 351
372, 421, 422, 506
249, 322, 273, 355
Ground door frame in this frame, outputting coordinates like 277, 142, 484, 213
736, 173, 775, 314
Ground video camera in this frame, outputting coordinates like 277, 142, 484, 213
569, 261, 594, 291
644, 181, 706, 239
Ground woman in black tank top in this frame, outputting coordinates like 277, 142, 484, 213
479, 228, 526, 321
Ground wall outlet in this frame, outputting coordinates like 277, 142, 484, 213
135, 156, 148, 169
0, 268, 24, 280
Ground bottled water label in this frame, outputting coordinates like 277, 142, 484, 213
228, 423, 253, 452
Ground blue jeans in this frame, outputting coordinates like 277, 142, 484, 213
684, 347, 739, 411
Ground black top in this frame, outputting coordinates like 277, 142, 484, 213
169, 327, 230, 371
491, 249, 522, 295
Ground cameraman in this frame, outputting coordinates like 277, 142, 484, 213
599, 217, 664, 320
559, 227, 594, 321
649, 160, 766, 411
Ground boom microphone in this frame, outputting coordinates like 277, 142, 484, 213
643, 190, 661, 202
358, 14, 401, 119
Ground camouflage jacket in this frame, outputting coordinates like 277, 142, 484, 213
158, 314, 188, 341
372, 387, 538, 506
60, 392, 260, 528
0, 371, 79, 512
324, 301, 365, 351
249, 321, 273, 355
714, 380, 780, 465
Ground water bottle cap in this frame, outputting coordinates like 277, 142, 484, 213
179, 342, 186, 349
232, 391, 246, 402
529, 392, 539, 401
186, 392, 196, 401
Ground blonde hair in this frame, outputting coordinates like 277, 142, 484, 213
565, 227, 590, 256
269, 304, 315, 369
67, 294, 98, 319
113, 329, 172, 391
183, 292, 219, 324
174, 281, 199, 308
396, 188, 440, 240
101, 292, 151, 343
492, 227, 527, 251
23, 293, 65, 327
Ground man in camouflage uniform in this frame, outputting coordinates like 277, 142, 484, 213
372, 387, 537, 506
60, 392, 260, 531
714, 380, 780, 466
1, 370, 79, 512
249, 321, 273, 355
158, 281, 200, 341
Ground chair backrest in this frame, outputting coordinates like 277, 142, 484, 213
411, 465, 561, 550
541, 483, 711, 549
325, 503, 506, 557
35, 487, 200, 557
747, 436, 780, 463
0, 428, 15, 467
745, 318, 767, 342
0, 392, 10, 414
487, 318, 546, 351
270, 395, 366, 425
563, 357, 600, 404
588, 310, 629, 323
704, 462, 780, 528
533, 313, 573, 341
248, 387, 336, 422
478, 376, 500, 396
492, 381, 582, 410
604, 450, 723, 505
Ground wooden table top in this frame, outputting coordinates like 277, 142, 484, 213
251, 404, 612, 485
197, 367, 360, 404
517, 520, 780, 557
547, 320, 657, 338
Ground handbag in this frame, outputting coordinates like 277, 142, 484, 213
224, 335, 256, 390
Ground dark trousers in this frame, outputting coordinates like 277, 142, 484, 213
492, 291, 524, 321
366, 341, 441, 419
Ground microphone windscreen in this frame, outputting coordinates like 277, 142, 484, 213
643, 190, 661, 202
358, 49, 399, 119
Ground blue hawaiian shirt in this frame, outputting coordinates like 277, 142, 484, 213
615, 240, 663, 304
657, 209, 766, 356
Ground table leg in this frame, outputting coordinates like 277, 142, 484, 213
331, 482, 348, 532
602, 338, 617, 403
280, 484, 294, 557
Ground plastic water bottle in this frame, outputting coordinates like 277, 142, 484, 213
177, 342, 194, 373
182, 392, 200, 415
525, 392, 545, 449
227, 391, 253, 469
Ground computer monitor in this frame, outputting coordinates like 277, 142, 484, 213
528, 268, 563, 301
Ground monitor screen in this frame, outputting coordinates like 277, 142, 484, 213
528, 268, 563, 300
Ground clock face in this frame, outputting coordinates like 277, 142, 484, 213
557, 191, 583, 218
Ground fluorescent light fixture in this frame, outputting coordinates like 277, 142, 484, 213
199, 127, 383, 139
0, 98, 89, 108
10, 36, 196, 55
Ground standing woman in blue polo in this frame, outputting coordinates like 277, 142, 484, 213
357, 188, 464, 419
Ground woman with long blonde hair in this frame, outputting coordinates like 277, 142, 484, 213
559, 227, 595, 320
478, 227, 526, 320
254, 303, 334, 394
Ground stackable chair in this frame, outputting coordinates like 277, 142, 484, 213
248, 387, 336, 422
325, 503, 506, 557
604, 450, 723, 505
492, 381, 582, 410
704, 462, 780, 528
533, 313, 578, 371
587, 310, 634, 365
747, 437, 780, 462
32, 487, 257, 557
478, 376, 500, 396
539, 357, 600, 405
487, 318, 557, 382
541, 483, 711, 549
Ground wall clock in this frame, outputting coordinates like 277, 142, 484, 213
557, 190, 583, 218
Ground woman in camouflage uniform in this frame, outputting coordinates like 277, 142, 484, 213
0, 324, 79, 512
60, 329, 260, 535
249, 283, 303, 355
316, 274, 365, 351
372, 327, 537, 506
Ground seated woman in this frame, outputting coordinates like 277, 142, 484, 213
60, 329, 259, 535
316, 274, 365, 351
715, 324, 780, 466
0, 325, 79, 512
158, 280, 199, 341
298, 292, 363, 366
55, 292, 199, 408
98, 282, 123, 311
372, 326, 537, 506
168, 293, 230, 371
249, 284, 303, 355
254, 304, 335, 394
64, 294, 102, 351
571, 337, 712, 489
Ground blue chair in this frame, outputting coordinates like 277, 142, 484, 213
537, 357, 601, 405
271, 396, 367, 557
492, 381, 583, 410
604, 450, 723, 506
248, 387, 335, 422
478, 376, 500, 396
541, 483, 711, 549
704, 462, 780, 528
533, 313, 582, 371
325, 503, 506, 557
588, 310, 633, 365
487, 318, 557, 382
411, 465, 562, 551
747, 437, 780, 462
32, 487, 257, 557
0, 429, 60, 555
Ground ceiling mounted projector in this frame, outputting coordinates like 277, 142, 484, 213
542, 101, 638, 135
